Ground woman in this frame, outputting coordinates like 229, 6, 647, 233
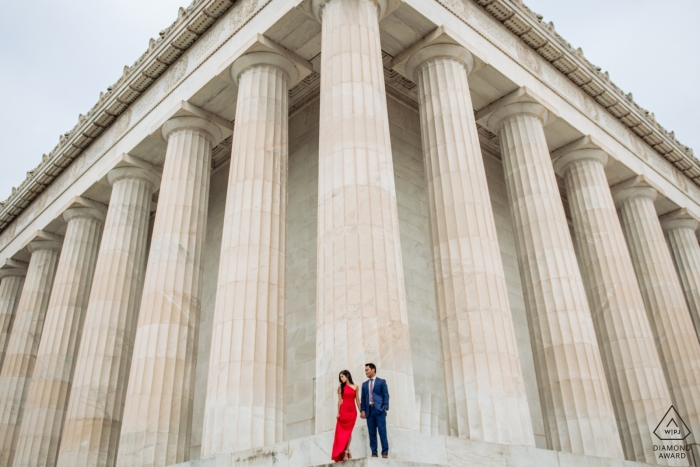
331, 370, 360, 462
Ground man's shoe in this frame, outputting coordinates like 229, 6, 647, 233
382, 455, 388, 459
371, 454, 378, 458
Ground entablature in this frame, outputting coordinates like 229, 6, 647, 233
1, 0, 699, 263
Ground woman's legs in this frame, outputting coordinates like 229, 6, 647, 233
344, 432, 353, 459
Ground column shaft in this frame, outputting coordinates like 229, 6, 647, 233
561, 154, 677, 464
415, 53, 533, 445
616, 187, 700, 450
116, 118, 219, 467
490, 105, 623, 458
13, 208, 104, 467
315, 0, 417, 432
0, 241, 61, 467
57, 171, 157, 467
0, 274, 25, 373
202, 63, 288, 455
662, 213, 700, 343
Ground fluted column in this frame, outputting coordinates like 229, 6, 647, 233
661, 209, 700, 343
13, 205, 105, 467
613, 180, 700, 452
555, 147, 677, 464
485, 101, 623, 458
201, 51, 296, 455
312, 0, 417, 432
116, 117, 223, 467
57, 167, 160, 467
404, 44, 533, 445
0, 262, 27, 373
0, 236, 61, 467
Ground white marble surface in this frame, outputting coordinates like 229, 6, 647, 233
203, 61, 290, 455
58, 169, 158, 467
168, 431, 665, 467
614, 183, 700, 455
0, 239, 61, 467
314, 0, 417, 434
481, 151, 546, 449
284, 100, 320, 442
190, 164, 229, 461
488, 102, 623, 459
0, 274, 24, 374
558, 150, 678, 464
117, 118, 220, 467
661, 209, 700, 343
13, 207, 104, 467
413, 47, 534, 446
387, 95, 447, 438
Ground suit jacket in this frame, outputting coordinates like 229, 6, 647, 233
361, 377, 389, 414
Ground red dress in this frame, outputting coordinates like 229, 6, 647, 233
331, 385, 357, 462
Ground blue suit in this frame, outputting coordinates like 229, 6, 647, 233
361, 377, 389, 455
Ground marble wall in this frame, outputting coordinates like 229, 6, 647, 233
191, 164, 229, 460
386, 96, 447, 437
285, 100, 321, 441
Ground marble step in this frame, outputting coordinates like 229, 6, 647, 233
311, 459, 449, 467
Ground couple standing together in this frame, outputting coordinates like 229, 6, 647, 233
331, 363, 389, 462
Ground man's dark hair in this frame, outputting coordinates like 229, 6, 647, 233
365, 363, 376, 371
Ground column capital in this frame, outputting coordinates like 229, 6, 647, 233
152, 101, 232, 147
23, 230, 63, 254
58, 197, 107, 224
660, 208, 700, 232
107, 154, 162, 191
162, 116, 223, 146
63, 207, 106, 224
0, 259, 28, 280
476, 87, 558, 132
108, 167, 161, 191
391, 26, 480, 82
308, 0, 399, 22
227, 34, 312, 87
611, 175, 662, 207
551, 136, 611, 176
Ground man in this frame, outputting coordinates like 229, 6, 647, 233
360, 363, 389, 458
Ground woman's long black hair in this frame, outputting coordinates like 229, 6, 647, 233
338, 370, 354, 395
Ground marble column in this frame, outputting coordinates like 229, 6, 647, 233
613, 179, 700, 451
57, 167, 160, 467
312, 0, 417, 433
201, 51, 297, 455
404, 43, 534, 445
485, 101, 623, 458
0, 235, 61, 467
0, 261, 27, 373
13, 205, 105, 467
555, 147, 677, 464
661, 209, 700, 343
116, 117, 223, 467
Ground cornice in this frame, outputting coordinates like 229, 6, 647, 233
1, 0, 698, 236
0, 0, 237, 233
460, 0, 699, 181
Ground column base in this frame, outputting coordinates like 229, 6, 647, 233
181, 429, 671, 467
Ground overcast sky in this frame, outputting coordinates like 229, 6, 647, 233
0, 0, 698, 202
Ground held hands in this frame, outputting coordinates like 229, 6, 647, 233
360, 411, 366, 419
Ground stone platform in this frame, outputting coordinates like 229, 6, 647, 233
181, 428, 665, 467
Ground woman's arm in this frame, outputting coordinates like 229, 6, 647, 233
337, 386, 342, 418
383, 380, 389, 411
355, 385, 361, 412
